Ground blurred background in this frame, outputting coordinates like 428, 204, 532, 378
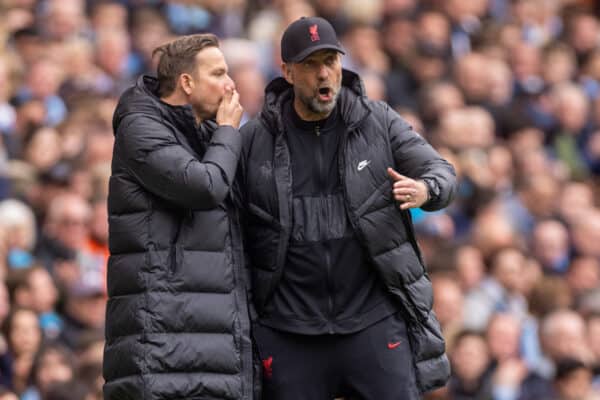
1, 0, 600, 399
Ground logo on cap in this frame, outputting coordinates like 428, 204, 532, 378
309, 24, 320, 42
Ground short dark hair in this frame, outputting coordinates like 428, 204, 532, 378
28, 341, 76, 387
554, 357, 588, 381
152, 34, 219, 97
44, 381, 91, 400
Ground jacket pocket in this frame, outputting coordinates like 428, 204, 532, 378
244, 203, 282, 312
168, 244, 182, 275
168, 213, 187, 275
248, 203, 280, 228
245, 203, 280, 272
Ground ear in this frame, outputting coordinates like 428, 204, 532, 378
180, 73, 194, 95
281, 63, 294, 85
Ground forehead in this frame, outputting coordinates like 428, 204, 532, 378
300, 49, 340, 62
194, 46, 226, 70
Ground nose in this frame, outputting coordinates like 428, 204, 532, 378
317, 64, 329, 79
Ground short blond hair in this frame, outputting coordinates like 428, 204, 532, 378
0, 199, 36, 251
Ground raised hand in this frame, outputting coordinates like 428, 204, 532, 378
216, 86, 244, 129
387, 167, 429, 210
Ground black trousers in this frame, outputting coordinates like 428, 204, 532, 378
253, 312, 420, 400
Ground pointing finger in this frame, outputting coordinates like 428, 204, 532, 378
387, 167, 406, 181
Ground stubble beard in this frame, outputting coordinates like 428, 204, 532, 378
299, 86, 340, 116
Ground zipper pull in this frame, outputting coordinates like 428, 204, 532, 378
315, 125, 320, 137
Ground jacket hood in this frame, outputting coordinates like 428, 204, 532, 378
259, 68, 372, 134
112, 75, 202, 134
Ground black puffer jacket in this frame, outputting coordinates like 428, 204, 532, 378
238, 70, 456, 393
103, 76, 254, 400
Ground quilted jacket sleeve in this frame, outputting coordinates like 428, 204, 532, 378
114, 114, 242, 210
386, 106, 457, 211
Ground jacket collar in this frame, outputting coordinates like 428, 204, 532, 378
259, 69, 372, 134
113, 75, 217, 144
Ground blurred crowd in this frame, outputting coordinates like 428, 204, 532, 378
1, 0, 600, 399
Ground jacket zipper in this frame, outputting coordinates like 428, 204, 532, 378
227, 206, 254, 398
324, 240, 334, 333
316, 123, 335, 333
315, 124, 325, 190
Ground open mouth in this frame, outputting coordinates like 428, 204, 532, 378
317, 86, 333, 102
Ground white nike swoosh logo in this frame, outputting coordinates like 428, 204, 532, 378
357, 160, 371, 171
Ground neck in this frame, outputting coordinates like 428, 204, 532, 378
161, 91, 202, 124
293, 96, 331, 121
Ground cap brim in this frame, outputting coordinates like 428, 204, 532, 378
288, 44, 345, 63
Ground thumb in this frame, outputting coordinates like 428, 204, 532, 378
387, 167, 406, 181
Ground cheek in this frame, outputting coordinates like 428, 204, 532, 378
299, 78, 316, 93
210, 82, 226, 100
334, 71, 343, 86
211, 91, 223, 106
212, 79, 225, 92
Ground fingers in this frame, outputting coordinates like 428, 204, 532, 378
231, 89, 240, 108
217, 87, 243, 128
399, 199, 417, 210
393, 188, 417, 198
395, 192, 418, 209
392, 178, 417, 195
221, 86, 234, 106
217, 88, 231, 113
387, 167, 407, 181
393, 188, 417, 210
232, 89, 244, 125
388, 172, 428, 209
392, 180, 416, 189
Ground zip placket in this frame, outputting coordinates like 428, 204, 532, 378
315, 123, 335, 333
